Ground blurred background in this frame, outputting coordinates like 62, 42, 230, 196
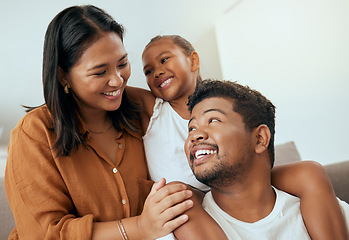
0, 0, 348, 165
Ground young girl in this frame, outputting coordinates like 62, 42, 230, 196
127, 35, 348, 239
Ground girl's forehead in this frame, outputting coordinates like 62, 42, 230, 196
144, 38, 179, 54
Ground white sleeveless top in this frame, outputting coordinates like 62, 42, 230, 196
143, 98, 210, 191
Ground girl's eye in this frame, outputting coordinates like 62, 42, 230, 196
161, 57, 169, 64
144, 69, 152, 76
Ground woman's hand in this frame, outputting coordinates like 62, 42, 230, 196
137, 178, 194, 239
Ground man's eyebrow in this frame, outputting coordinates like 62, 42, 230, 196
88, 53, 128, 71
188, 108, 226, 126
188, 117, 195, 125
204, 108, 227, 115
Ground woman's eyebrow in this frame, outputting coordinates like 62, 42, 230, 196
88, 54, 128, 71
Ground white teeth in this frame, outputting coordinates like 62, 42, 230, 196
195, 149, 217, 159
160, 78, 173, 88
104, 89, 120, 96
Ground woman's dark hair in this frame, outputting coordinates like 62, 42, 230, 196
144, 35, 202, 82
40, 5, 139, 156
187, 79, 276, 168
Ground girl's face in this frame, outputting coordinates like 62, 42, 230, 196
142, 39, 198, 102
62, 32, 130, 117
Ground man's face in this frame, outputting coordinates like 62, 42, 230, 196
184, 97, 254, 188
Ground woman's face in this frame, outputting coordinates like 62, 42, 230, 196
64, 32, 130, 116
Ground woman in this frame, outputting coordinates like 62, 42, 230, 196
5, 5, 193, 239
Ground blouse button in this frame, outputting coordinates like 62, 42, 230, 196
113, 168, 118, 173
119, 144, 123, 149
122, 199, 127, 205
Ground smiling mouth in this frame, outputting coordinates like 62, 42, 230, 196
194, 149, 217, 160
103, 89, 121, 96
159, 77, 173, 89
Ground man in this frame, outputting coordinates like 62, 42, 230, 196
184, 79, 349, 239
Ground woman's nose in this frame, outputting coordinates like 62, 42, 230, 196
109, 71, 124, 87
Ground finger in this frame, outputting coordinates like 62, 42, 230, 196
162, 212, 190, 233
152, 183, 188, 203
161, 199, 193, 222
158, 190, 193, 213
149, 178, 166, 196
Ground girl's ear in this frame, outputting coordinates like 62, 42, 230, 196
254, 124, 271, 154
58, 67, 70, 88
189, 51, 200, 72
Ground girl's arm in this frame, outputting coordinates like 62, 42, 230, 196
172, 183, 228, 240
125, 86, 155, 134
271, 161, 348, 240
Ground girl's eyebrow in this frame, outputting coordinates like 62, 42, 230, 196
143, 51, 171, 71
159, 51, 170, 56
88, 53, 128, 71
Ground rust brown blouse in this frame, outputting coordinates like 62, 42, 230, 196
5, 105, 153, 239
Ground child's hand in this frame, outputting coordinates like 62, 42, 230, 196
137, 178, 193, 239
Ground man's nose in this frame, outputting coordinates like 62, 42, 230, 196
190, 128, 208, 143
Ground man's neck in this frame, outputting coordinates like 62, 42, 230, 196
211, 179, 276, 223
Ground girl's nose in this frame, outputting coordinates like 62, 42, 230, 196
154, 67, 165, 78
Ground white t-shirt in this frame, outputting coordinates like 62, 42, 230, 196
203, 188, 349, 240
203, 188, 310, 240
143, 98, 209, 191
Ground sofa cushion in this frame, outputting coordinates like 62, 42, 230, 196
274, 141, 302, 165
0, 176, 15, 239
324, 161, 349, 204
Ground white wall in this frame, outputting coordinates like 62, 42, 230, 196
215, 0, 349, 165
0, 0, 233, 145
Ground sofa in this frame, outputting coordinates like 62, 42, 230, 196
0, 141, 348, 239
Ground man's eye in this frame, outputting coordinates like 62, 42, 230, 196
161, 57, 169, 64
209, 118, 220, 123
188, 126, 197, 132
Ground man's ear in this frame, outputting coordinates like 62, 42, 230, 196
254, 124, 271, 154
189, 51, 200, 72
58, 67, 70, 88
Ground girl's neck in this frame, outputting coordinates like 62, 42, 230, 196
169, 99, 191, 120
168, 77, 197, 120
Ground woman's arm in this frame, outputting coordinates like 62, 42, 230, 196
271, 161, 348, 240
92, 179, 193, 240
6, 118, 192, 240
172, 184, 228, 240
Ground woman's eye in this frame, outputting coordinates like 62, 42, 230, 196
94, 70, 106, 76
118, 61, 128, 68
161, 57, 169, 64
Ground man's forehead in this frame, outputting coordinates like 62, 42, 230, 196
192, 97, 234, 113
189, 97, 234, 122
